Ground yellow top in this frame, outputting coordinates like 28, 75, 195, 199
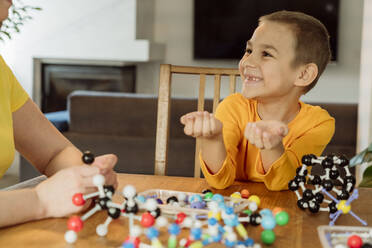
0, 56, 29, 178
201, 93, 335, 191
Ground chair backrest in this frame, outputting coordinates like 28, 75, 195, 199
155, 64, 241, 177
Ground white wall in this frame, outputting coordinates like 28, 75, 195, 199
137, 0, 363, 104
0, 0, 158, 96
0, 0, 364, 104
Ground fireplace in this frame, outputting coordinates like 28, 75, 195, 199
39, 62, 136, 113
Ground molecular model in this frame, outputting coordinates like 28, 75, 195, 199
64, 152, 162, 244
64, 152, 289, 247
288, 154, 367, 226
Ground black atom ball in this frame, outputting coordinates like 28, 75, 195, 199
328, 202, 338, 214
314, 192, 324, 204
166, 196, 178, 204
302, 154, 316, 166
321, 157, 333, 169
338, 155, 349, 166
310, 175, 322, 186
82, 151, 95, 164
297, 199, 308, 210
103, 185, 115, 198
322, 179, 334, 191
249, 213, 261, 226
303, 189, 314, 201
362, 243, 372, 248
288, 180, 299, 191
294, 175, 306, 184
329, 169, 340, 180
309, 202, 320, 213
337, 190, 349, 200
202, 189, 212, 194
95, 197, 110, 210
108, 207, 121, 219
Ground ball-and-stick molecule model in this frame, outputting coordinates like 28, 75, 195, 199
288, 154, 367, 226
64, 152, 161, 244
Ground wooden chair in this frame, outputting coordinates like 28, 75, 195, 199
155, 64, 240, 177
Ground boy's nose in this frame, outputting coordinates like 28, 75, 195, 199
240, 55, 257, 68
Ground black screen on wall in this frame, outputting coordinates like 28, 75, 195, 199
194, 0, 340, 61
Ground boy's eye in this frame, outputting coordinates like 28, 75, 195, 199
245, 48, 252, 54
262, 51, 272, 57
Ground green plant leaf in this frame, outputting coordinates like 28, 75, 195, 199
0, 31, 11, 39
0, 1, 42, 41
359, 165, 372, 187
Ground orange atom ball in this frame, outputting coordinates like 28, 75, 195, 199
241, 189, 250, 199
273, 207, 283, 216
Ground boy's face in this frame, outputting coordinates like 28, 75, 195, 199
239, 21, 301, 100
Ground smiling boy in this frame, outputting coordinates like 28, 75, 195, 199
180, 11, 335, 190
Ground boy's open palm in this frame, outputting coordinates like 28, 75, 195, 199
244, 120, 289, 150
180, 111, 222, 138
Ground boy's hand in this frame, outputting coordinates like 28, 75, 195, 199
244, 120, 289, 150
180, 111, 222, 139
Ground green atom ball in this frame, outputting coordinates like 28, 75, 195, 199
204, 192, 214, 200
243, 209, 252, 215
275, 211, 289, 226
261, 229, 276, 245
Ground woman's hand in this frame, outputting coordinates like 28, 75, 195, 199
35, 165, 102, 218
91, 154, 118, 189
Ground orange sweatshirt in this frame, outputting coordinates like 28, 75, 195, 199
200, 93, 335, 191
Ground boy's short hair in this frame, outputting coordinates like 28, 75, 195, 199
259, 10, 331, 93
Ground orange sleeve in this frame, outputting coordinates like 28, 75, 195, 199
200, 96, 244, 189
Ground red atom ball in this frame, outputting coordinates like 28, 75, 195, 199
67, 216, 83, 232
72, 193, 85, 206
124, 236, 140, 248
140, 212, 155, 227
347, 234, 363, 248
175, 212, 186, 224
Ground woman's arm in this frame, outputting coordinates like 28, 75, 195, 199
12, 98, 117, 186
12, 99, 82, 176
0, 99, 118, 227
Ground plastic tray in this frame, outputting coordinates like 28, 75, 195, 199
138, 189, 251, 215
317, 225, 372, 248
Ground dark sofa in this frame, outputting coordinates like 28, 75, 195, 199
19, 90, 358, 181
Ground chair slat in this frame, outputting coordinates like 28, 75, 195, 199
155, 64, 240, 178
213, 75, 221, 113
194, 139, 201, 178
155, 64, 172, 176
229, 75, 236, 94
198, 74, 206, 111
171, 65, 240, 76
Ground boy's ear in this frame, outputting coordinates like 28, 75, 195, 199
294, 63, 318, 87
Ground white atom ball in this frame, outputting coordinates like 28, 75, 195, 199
96, 224, 108, 236
123, 185, 136, 198
93, 174, 105, 187
64, 230, 77, 244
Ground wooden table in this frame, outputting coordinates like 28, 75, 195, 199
0, 173, 371, 247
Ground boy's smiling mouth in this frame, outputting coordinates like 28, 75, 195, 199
243, 74, 263, 85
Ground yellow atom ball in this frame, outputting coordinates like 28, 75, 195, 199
337, 200, 351, 214
230, 192, 242, 199
248, 195, 261, 207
